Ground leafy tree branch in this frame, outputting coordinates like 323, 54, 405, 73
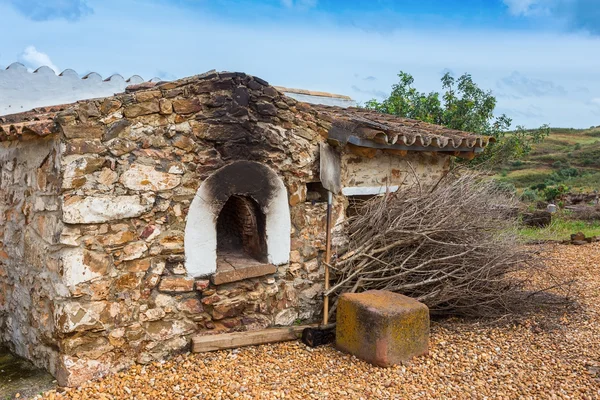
364, 71, 549, 165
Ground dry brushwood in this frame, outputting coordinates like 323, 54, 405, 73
328, 172, 568, 318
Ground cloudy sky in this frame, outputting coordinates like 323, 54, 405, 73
0, 0, 599, 128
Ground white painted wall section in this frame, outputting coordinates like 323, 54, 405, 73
263, 175, 291, 265
341, 186, 399, 196
183, 183, 219, 277
184, 161, 291, 277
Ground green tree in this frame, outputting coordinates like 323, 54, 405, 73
364, 71, 549, 165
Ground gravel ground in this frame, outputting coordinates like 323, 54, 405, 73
39, 243, 600, 399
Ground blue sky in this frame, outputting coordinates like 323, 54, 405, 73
0, 0, 599, 128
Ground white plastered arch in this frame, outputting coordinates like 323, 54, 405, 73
184, 161, 291, 277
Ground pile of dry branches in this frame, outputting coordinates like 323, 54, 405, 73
328, 173, 547, 317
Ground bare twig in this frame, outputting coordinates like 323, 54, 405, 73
329, 172, 570, 317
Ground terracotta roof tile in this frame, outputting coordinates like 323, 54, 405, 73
311, 105, 493, 151
0, 104, 66, 141
274, 86, 353, 100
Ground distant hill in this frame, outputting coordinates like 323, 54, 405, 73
495, 126, 600, 193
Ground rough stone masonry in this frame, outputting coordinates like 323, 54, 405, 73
0, 71, 485, 386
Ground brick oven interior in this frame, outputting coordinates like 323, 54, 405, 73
216, 195, 268, 267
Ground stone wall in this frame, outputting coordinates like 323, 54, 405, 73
49, 72, 341, 386
0, 135, 65, 377
0, 71, 452, 387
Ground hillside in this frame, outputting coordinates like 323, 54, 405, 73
495, 126, 600, 193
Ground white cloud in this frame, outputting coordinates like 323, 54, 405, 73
351, 85, 387, 100
3, 0, 93, 21
497, 71, 567, 97
503, 0, 600, 35
502, 0, 549, 16
19, 46, 60, 73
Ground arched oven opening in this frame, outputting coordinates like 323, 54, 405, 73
216, 195, 268, 266
184, 160, 291, 281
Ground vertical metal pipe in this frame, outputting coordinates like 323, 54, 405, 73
323, 191, 333, 325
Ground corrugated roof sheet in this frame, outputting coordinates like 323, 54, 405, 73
0, 62, 156, 116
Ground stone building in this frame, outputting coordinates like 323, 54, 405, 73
0, 70, 491, 386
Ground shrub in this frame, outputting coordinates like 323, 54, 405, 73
548, 167, 579, 184
559, 167, 578, 178
520, 189, 539, 203
543, 184, 569, 201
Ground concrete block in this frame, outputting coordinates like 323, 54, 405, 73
336, 290, 429, 367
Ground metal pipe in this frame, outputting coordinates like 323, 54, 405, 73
323, 190, 333, 325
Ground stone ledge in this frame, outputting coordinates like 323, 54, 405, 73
212, 263, 276, 285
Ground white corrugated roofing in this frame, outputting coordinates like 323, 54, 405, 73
0, 63, 356, 116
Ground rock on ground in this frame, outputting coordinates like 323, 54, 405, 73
39, 243, 600, 399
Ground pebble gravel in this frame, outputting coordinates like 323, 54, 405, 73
39, 244, 600, 399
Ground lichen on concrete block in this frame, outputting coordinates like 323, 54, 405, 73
335, 290, 429, 367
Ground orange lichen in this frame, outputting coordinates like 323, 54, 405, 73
336, 290, 429, 367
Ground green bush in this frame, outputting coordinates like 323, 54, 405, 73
520, 189, 539, 202
552, 160, 563, 169
543, 184, 569, 201
547, 167, 579, 184
530, 183, 547, 191
559, 167, 578, 177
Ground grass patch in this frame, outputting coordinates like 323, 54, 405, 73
529, 154, 569, 163
548, 134, 600, 145
562, 171, 600, 191
498, 168, 553, 188
519, 216, 600, 241
584, 130, 600, 138
528, 142, 571, 155
493, 127, 600, 191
